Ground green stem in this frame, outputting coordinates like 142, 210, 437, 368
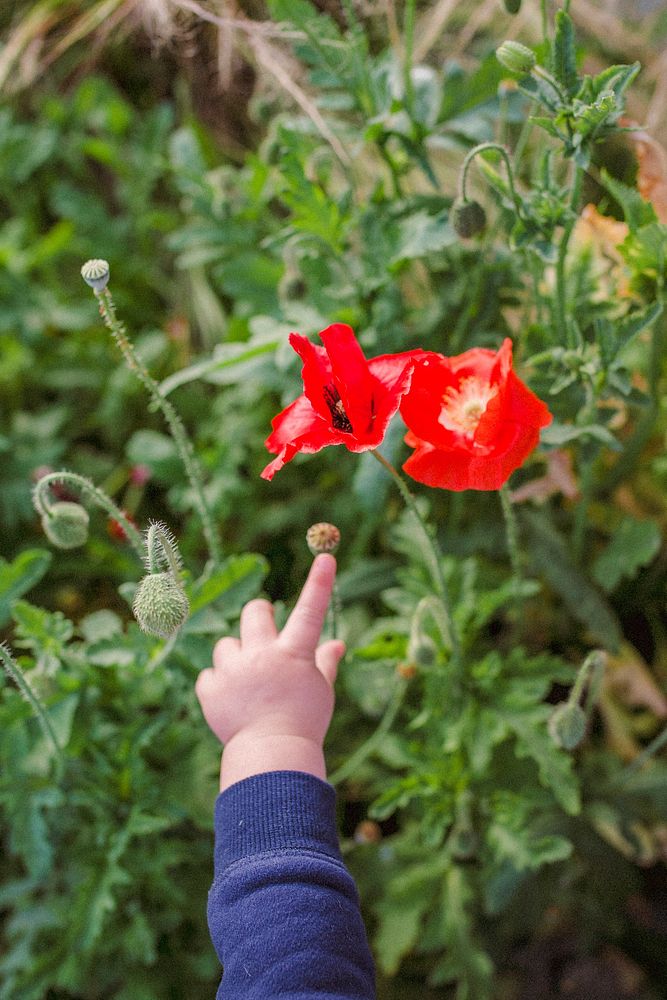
499, 485, 522, 583
460, 142, 523, 215
572, 448, 597, 563
33, 470, 145, 561
622, 723, 667, 776
412, 594, 451, 651
95, 286, 222, 568
0, 643, 64, 764
403, 0, 416, 116
540, 0, 549, 41
371, 450, 461, 666
555, 165, 584, 345
329, 678, 407, 786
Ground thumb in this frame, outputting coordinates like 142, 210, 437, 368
315, 639, 346, 686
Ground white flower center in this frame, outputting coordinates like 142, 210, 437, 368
438, 376, 497, 439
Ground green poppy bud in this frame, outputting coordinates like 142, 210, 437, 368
496, 40, 536, 75
41, 502, 89, 549
81, 259, 110, 292
132, 573, 189, 638
451, 198, 487, 239
502, 0, 522, 13
548, 702, 587, 750
306, 522, 341, 555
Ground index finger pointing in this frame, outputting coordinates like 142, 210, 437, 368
279, 554, 336, 655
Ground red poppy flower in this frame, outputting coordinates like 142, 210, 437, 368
400, 338, 552, 491
261, 323, 421, 480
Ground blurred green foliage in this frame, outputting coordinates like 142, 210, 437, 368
1, 1, 667, 998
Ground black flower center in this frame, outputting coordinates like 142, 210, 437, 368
323, 383, 353, 433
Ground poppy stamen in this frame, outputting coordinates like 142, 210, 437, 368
323, 384, 353, 433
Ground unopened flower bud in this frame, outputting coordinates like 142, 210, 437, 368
81, 259, 110, 292
132, 573, 189, 638
306, 522, 341, 555
41, 502, 89, 549
451, 198, 487, 238
496, 40, 536, 75
502, 0, 522, 13
548, 702, 587, 750
354, 820, 382, 844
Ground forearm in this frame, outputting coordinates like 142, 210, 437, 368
219, 732, 326, 791
208, 771, 376, 1000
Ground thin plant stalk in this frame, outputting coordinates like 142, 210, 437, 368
555, 165, 584, 345
329, 677, 407, 786
371, 449, 461, 667
94, 285, 222, 568
0, 643, 63, 764
34, 470, 145, 561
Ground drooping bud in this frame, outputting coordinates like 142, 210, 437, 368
81, 259, 110, 292
41, 501, 90, 549
496, 40, 536, 75
548, 702, 587, 750
451, 198, 487, 238
408, 635, 437, 667
306, 522, 341, 555
502, 0, 522, 13
132, 572, 189, 638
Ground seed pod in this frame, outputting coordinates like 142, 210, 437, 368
503, 0, 522, 13
451, 198, 487, 239
41, 502, 90, 549
132, 572, 189, 638
548, 702, 587, 750
81, 259, 110, 292
496, 40, 536, 75
306, 522, 341, 555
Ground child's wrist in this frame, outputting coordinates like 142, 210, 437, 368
219, 731, 327, 792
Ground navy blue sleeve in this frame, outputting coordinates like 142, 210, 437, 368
207, 770, 376, 1000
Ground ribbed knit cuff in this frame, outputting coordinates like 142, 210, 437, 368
213, 770, 342, 875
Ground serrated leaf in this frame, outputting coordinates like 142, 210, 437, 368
600, 169, 657, 230
592, 517, 662, 591
0, 550, 52, 628
390, 211, 456, 263
551, 11, 578, 97
613, 301, 663, 355
508, 708, 581, 814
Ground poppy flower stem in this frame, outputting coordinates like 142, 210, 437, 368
499, 484, 523, 596
33, 470, 146, 562
371, 450, 461, 667
0, 642, 64, 768
93, 285, 222, 569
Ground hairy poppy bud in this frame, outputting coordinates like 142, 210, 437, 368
306, 522, 341, 555
496, 40, 536, 75
548, 702, 587, 750
132, 573, 189, 638
451, 198, 487, 238
41, 501, 89, 549
81, 259, 110, 292
502, 0, 521, 13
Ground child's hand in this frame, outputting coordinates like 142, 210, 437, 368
195, 554, 346, 789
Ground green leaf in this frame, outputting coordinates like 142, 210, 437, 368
508, 707, 581, 814
551, 11, 578, 97
600, 169, 657, 230
523, 511, 621, 651
0, 550, 52, 628
390, 211, 456, 263
592, 517, 662, 591
125, 430, 180, 482
613, 300, 663, 356
188, 554, 268, 617
540, 421, 621, 449
159, 338, 279, 396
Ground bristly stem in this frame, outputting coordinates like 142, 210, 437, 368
145, 521, 184, 579
0, 643, 64, 764
555, 164, 584, 345
33, 470, 145, 561
460, 142, 523, 216
371, 449, 461, 667
499, 484, 523, 586
94, 285, 222, 568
